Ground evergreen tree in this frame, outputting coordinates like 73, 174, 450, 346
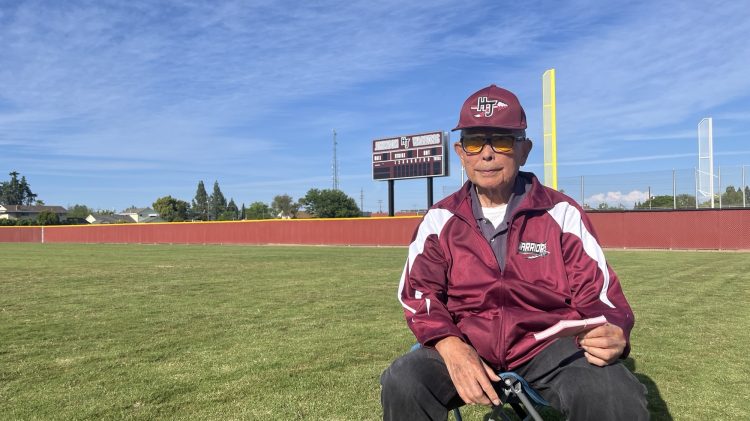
721, 185, 744, 207
227, 198, 239, 217
192, 181, 209, 220
0, 171, 37, 205
209, 181, 227, 220
20, 176, 36, 205
240, 203, 247, 220
219, 198, 239, 220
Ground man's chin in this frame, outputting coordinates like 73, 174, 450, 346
473, 180, 506, 191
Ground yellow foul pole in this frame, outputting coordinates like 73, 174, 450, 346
542, 69, 558, 190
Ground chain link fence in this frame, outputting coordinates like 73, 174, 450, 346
558, 165, 749, 210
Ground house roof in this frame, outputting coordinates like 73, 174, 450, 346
120, 207, 155, 214
86, 214, 133, 224
0, 205, 67, 213
137, 215, 165, 223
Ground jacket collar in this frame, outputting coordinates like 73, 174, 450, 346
437, 172, 557, 223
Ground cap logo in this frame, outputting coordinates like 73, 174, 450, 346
471, 96, 508, 118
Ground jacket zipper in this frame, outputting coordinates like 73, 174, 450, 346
498, 211, 526, 370
467, 215, 509, 371
497, 214, 516, 371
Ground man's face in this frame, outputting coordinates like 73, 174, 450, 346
453, 128, 532, 192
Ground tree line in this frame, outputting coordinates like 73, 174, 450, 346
629, 186, 750, 209
151, 181, 361, 222
1, 171, 361, 224
5, 170, 750, 225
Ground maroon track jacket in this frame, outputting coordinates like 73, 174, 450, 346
398, 172, 635, 370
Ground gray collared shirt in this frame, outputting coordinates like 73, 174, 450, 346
470, 175, 531, 271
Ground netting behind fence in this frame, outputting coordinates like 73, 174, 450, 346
558, 165, 749, 210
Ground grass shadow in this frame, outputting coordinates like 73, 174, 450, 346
475, 358, 672, 421
624, 357, 673, 420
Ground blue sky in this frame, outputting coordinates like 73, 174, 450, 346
2, 0, 749, 212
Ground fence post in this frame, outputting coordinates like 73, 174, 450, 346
718, 166, 722, 209
694, 168, 699, 209
672, 168, 677, 209
580, 175, 584, 207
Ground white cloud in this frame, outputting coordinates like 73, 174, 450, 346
1, 1, 749, 210
587, 190, 650, 207
538, 0, 750, 159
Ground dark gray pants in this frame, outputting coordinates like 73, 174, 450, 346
380, 338, 648, 421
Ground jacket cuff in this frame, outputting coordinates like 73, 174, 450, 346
417, 326, 465, 348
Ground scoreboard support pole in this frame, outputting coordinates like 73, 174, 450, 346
388, 180, 395, 217
427, 177, 434, 208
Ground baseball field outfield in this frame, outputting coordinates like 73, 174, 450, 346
1, 243, 748, 420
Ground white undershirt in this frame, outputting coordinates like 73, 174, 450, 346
481, 204, 508, 229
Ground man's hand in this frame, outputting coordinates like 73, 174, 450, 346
578, 323, 626, 366
434, 336, 501, 406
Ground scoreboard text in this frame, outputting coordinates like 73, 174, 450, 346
372, 131, 449, 181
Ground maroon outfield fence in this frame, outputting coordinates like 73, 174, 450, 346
1, 210, 748, 250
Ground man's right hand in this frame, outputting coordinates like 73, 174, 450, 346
434, 336, 501, 406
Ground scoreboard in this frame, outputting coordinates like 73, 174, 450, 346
372, 131, 450, 181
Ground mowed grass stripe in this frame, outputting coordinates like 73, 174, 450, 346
0, 244, 748, 420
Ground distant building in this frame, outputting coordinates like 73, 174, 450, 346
0, 205, 67, 221
119, 207, 160, 222
86, 207, 164, 224
85, 214, 133, 224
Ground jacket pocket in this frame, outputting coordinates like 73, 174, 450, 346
456, 313, 503, 368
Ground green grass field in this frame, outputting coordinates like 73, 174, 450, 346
1, 244, 748, 420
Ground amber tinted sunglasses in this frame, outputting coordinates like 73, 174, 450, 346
460, 134, 526, 155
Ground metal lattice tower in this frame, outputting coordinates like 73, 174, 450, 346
332, 129, 339, 190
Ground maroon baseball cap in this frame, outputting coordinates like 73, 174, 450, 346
452, 84, 527, 131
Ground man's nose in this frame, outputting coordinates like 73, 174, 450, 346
480, 142, 495, 160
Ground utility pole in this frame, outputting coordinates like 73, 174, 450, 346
360, 188, 364, 211
378, 199, 383, 213
332, 129, 339, 190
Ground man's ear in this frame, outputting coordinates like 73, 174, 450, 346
453, 142, 466, 166
518, 139, 533, 166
